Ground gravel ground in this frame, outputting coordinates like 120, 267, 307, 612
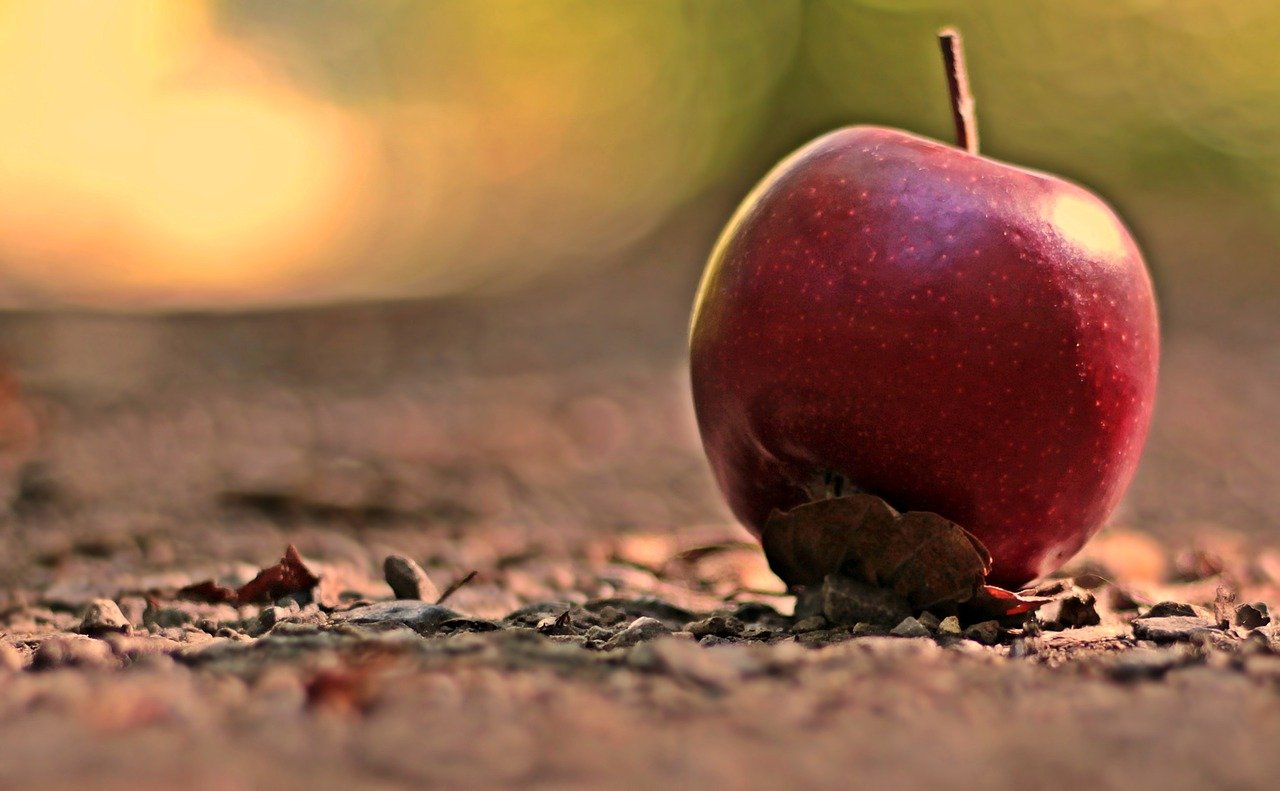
1, 256, 1280, 789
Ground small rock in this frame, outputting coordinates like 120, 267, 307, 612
686, 615, 744, 639
332, 601, 459, 634
1145, 601, 1197, 618
822, 575, 911, 627
1132, 616, 1219, 643
0, 643, 22, 672
937, 616, 962, 636
31, 637, 118, 670
247, 606, 288, 637
606, 616, 671, 649
383, 555, 439, 601
1057, 590, 1101, 628
916, 612, 941, 631
79, 599, 131, 636
963, 620, 1001, 645
890, 617, 931, 638
1235, 603, 1271, 630
790, 616, 829, 634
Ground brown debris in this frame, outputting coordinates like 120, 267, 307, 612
763, 494, 1048, 617
176, 580, 237, 605
435, 570, 479, 606
1213, 586, 1237, 629
177, 545, 320, 607
1050, 589, 1102, 629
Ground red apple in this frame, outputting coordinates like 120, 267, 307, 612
689, 32, 1158, 587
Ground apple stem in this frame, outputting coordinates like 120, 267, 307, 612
938, 27, 978, 155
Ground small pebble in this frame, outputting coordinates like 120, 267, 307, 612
606, 616, 671, 649
686, 615, 744, 639
963, 620, 1001, 646
890, 617, 931, 638
1057, 590, 1101, 628
79, 599, 131, 636
791, 616, 829, 634
937, 616, 962, 636
917, 612, 941, 631
383, 555, 440, 601
1144, 601, 1197, 618
248, 606, 288, 637
1132, 616, 1219, 643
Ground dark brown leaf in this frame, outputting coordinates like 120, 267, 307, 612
176, 579, 237, 604
234, 544, 321, 605
762, 493, 1046, 615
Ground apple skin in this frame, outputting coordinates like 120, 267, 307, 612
690, 125, 1159, 587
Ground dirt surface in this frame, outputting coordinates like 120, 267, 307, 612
2, 254, 1280, 789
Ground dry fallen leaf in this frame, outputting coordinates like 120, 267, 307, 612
177, 545, 320, 606
762, 494, 1046, 616
176, 579, 237, 604
235, 544, 321, 604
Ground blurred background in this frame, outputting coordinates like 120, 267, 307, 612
0, 0, 1276, 598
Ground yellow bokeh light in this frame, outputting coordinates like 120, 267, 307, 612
0, 0, 375, 306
